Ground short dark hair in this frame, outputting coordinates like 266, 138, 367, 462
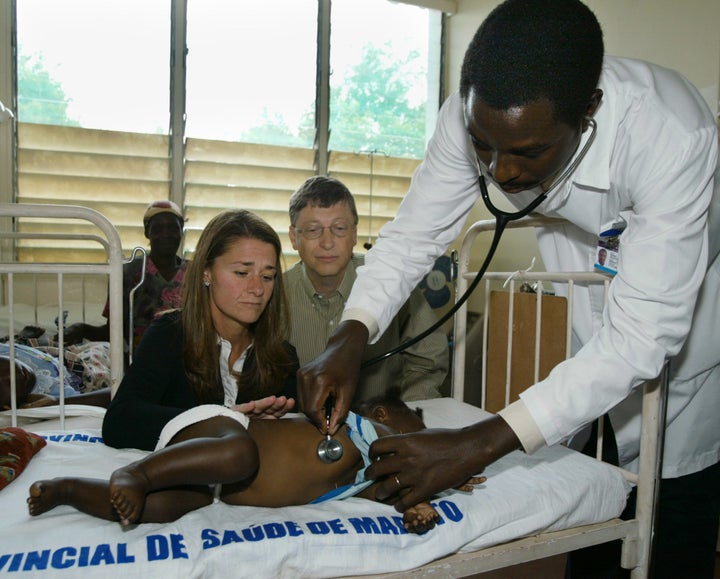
459, 0, 604, 126
355, 386, 424, 422
289, 176, 359, 226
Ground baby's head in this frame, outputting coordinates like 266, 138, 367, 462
0, 356, 36, 409
355, 387, 425, 435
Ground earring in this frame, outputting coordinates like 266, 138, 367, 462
203, 280, 210, 287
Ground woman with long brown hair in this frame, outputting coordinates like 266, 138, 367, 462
102, 209, 298, 452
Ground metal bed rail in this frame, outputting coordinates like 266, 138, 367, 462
447, 215, 667, 578
0, 203, 125, 428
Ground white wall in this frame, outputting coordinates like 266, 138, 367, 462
442, 0, 720, 313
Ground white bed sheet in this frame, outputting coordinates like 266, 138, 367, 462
0, 398, 630, 578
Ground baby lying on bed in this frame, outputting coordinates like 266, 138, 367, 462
27, 388, 484, 533
0, 346, 110, 411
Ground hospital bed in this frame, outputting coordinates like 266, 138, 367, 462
0, 203, 124, 429
0, 206, 666, 578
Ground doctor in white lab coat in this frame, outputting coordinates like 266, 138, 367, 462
297, 1, 720, 577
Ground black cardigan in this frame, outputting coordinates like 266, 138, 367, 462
102, 310, 298, 451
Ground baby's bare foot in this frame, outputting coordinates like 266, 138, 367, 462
109, 466, 150, 526
27, 479, 68, 516
403, 502, 440, 534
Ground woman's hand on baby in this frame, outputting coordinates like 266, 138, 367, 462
233, 395, 295, 419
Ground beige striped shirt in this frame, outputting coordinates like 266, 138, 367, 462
284, 254, 448, 404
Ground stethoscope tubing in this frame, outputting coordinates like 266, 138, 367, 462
359, 179, 515, 368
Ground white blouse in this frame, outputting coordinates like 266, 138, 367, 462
218, 336, 252, 408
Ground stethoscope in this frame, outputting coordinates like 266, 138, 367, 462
317, 396, 344, 462
316, 117, 597, 463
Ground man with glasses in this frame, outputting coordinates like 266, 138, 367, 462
285, 176, 448, 405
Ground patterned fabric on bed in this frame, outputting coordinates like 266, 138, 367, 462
42, 341, 112, 393
0, 342, 81, 397
14, 339, 112, 393
0, 427, 46, 490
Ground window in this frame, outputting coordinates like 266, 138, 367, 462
17, 0, 170, 133
326, 0, 442, 249
14, 0, 172, 265
185, 0, 317, 148
330, 0, 441, 158
7, 0, 444, 268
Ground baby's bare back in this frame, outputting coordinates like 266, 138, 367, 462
221, 416, 364, 507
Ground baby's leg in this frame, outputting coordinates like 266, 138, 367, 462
136, 487, 214, 523
109, 466, 215, 525
403, 501, 440, 534
109, 415, 258, 525
28, 478, 118, 521
28, 478, 213, 524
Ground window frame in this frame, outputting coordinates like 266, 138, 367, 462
0, 0, 448, 265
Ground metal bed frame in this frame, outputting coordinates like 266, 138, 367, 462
0, 203, 125, 427
369, 216, 668, 578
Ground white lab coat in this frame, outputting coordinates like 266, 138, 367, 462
343, 56, 720, 478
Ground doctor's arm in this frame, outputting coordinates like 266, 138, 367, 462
297, 319, 369, 434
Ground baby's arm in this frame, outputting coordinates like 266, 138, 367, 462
455, 475, 487, 492
404, 476, 486, 532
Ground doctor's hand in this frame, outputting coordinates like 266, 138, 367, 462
365, 415, 522, 513
297, 320, 369, 435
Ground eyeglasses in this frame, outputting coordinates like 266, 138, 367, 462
294, 221, 355, 240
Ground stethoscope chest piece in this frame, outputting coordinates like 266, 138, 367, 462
317, 435, 344, 463
317, 397, 344, 463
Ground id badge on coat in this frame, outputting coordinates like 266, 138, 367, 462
595, 218, 626, 275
